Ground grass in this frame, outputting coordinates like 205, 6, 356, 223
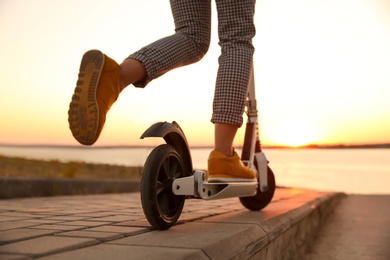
0, 155, 142, 180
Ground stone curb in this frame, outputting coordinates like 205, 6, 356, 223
0, 177, 139, 199
107, 192, 345, 260
183, 193, 345, 260
0, 189, 345, 259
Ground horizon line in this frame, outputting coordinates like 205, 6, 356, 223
1, 143, 390, 149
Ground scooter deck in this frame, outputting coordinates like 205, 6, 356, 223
199, 181, 258, 200
173, 172, 258, 200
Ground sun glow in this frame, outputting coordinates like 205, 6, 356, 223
270, 122, 320, 147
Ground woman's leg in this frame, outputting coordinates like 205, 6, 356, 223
69, 0, 212, 145
208, 0, 256, 182
213, 0, 256, 156
125, 0, 212, 89
119, 59, 146, 90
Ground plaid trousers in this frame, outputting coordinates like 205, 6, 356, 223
129, 0, 256, 126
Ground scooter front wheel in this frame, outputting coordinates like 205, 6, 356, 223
140, 144, 186, 230
239, 166, 276, 210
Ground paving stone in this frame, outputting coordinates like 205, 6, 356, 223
59, 221, 111, 228
51, 210, 103, 215
0, 229, 57, 244
71, 212, 115, 218
0, 253, 31, 260
0, 222, 42, 232
43, 216, 89, 221
113, 209, 145, 215
86, 226, 149, 236
16, 208, 61, 214
55, 230, 123, 242
198, 203, 294, 241
108, 222, 267, 259
178, 211, 217, 222
114, 220, 153, 229
29, 224, 85, 232
0, 216, 30, 222
0, 236, 98, 257
38, 243, 208, 260
22, 219, 64, 224
87, 215, 141, 222
0, 212, 43, 218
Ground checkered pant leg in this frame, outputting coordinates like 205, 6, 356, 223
128, 0, 255, 126
128, 0, 211, 88
211, 0, 255, 126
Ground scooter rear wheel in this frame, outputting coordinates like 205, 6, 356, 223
140, 144, 186, 230
239, 166, 276, 210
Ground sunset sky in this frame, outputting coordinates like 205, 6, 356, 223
1, 0, 389, 147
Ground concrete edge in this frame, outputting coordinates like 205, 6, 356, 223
0, 188, 346, 259
249, 192, 347, 259
94, 190, 346, 260
195, 191, 346, 259
0, 177, 140, 199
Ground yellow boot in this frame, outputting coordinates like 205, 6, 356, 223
68, 50, 121, 145
207, 150, 257, 182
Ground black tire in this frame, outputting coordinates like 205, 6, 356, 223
140, 144, 187, 230
239, 166, 276, 211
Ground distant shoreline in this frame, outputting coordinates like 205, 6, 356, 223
264, 143, 390, 149
1, 143, 390, 149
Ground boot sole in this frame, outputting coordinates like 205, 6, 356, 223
68, 50, 104, 145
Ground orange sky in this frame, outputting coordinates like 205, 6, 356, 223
1, 0, 390, 147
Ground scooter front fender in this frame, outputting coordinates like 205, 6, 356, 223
141, 121, 193, 174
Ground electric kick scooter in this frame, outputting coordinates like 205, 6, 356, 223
139, 66, 276, 230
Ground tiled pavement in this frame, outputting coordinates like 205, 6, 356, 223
0, 188, 343, 260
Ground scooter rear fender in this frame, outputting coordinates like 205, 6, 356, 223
140, 121, 193, 174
